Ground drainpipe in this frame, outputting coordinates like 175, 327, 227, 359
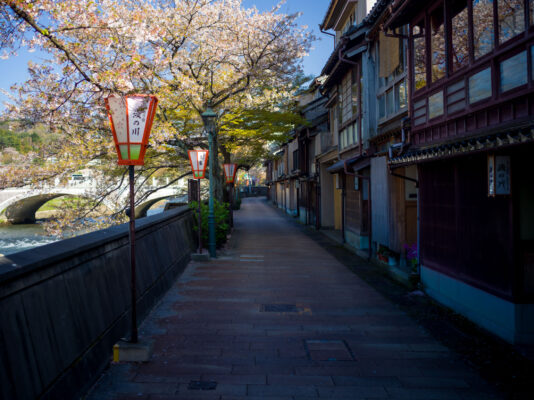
388, 117, 411, 159
319, 25, 336, 48
344, 161, 372, 260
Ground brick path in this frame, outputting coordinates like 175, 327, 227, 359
87, 197, 502, 400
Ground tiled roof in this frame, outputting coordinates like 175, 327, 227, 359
389, 127, 534, 166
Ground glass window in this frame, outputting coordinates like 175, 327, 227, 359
428, 91, 444, 119
500, 51, 528, 92
451, 0, 469, 72
469, 67, 492, 103
386, 89, 395, 115
531, 0, 534, 25
353, 122, 359, 144
473, 0, 495, 59
431, 4, 446, 82
413, 22, 427, 90
378, 94, 386, 119
398, 80, 408, 109
351, 68, 359, 116
498, 0, 525, 44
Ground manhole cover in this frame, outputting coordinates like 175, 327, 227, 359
304, 339, 354, 361
261, 304, 298, 312
188, 381, 217, 390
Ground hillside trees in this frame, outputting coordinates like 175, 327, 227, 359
0, 0, 311, 231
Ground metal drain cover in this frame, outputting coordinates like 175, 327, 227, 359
304, 339, 354, 361
261, 304, 298, 312
188, 381, 217, 390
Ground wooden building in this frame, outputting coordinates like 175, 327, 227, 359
386, 0, 534, 344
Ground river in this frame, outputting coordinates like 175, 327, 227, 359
0, 207, 166, 257
0, 223, 58, 256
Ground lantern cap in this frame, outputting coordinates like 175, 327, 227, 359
201, 106, 217, 120
201, 106, 217, 134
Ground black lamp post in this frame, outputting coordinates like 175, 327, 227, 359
201, 106, 217, 258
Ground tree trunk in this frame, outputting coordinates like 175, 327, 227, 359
220, 144, 232, 204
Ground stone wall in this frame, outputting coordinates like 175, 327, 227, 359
0, 207, 195, 400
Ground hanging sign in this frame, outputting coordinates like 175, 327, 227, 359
488, 154, 511, 196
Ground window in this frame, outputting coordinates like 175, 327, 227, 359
386, 89, 395, 115
531, 0, 534, 25
500, 50, 528, 91
428, 91, 444, 118
431, 4, 446, 81
377, 31, 408, 121
451, 0, 469, 71
341, 73, 352, 123
473, 0, 495, 58
292, 150, 299, 171
469, 67, 493, 102
498, 0, 525, 44
351, 68, 359, 116
413, 22, 427, 89
379, 95, 386, 119
398, 80, 408, 109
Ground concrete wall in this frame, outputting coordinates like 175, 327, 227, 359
0, 207, 195, 400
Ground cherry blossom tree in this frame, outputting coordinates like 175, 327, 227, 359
0, 0, 312, 232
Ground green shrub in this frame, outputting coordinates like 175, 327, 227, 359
189, 199, 230, 248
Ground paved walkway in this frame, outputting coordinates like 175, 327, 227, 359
87, 198, 502, 400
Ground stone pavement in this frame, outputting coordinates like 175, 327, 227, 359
87, 197, 503, 400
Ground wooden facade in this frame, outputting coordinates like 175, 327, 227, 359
387, 0, 534, 344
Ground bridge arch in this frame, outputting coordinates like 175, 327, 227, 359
136, 195, 187, 219
3, 193, 110, 224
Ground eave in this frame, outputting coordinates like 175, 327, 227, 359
321, 0, 358, 31
389, 126, 534, 168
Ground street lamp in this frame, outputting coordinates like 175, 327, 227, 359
223, 163, 237, 228
105, 94, 158, 343
201, 106, 217, 258
188, 149, 209, 254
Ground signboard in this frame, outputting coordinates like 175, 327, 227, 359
488, 154, 511, 196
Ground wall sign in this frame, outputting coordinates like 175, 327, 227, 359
488, 154, 511, 196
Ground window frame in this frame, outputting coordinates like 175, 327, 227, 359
377, 28, 409, 123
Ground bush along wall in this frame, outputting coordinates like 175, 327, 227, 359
189, 199, 230, 248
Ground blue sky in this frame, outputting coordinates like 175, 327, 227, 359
0, 1, 333, 111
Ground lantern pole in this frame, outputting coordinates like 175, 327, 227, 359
128, 165, 138, 343
197, 179, 202, 253
229, 182, 234, 228
207, 130, 216, 258
202, 107, 217, 258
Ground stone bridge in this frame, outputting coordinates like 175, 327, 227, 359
0, 181, 185, 224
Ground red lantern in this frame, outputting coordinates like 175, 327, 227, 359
223, 163, 238, 184
188, 150, 209, 179
105, 94, 158, 165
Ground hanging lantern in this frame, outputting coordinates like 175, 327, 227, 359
223, 163, 238, 184
105, 94, 158, 165
188, 149, 209, 179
